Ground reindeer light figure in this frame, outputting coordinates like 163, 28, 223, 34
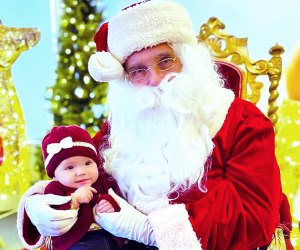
0, 21, 40, 213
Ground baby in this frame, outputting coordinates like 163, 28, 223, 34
42, 125, 120, 250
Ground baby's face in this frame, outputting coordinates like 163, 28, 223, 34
54, 156, 98, 189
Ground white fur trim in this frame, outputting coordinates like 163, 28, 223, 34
148, 204, 202, 250
17, 180, 51, 249
208, 88, 235, 138
88, 51, 124, 82
108, 0, 197, 62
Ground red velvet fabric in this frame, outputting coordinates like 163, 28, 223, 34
216, 60, 243, 98
94, 22, 108, 52
172, 98, 282, 249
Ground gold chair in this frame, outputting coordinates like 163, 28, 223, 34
198, 17, 285, 127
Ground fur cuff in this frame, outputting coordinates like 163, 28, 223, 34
148, 204, 202, 250
17, 180, 51, 249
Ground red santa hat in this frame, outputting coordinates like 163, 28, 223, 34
42, 125, 99, 178
88, 0, 197, 82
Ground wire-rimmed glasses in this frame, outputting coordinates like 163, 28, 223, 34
126, 57, 177, 84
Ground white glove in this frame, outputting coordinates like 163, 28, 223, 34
25, 193, 78, 236
94, 189, 157, 246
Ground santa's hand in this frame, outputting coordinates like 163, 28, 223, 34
94, 189, 157, 246
25, 194, 78, 236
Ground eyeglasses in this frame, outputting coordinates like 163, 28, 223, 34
126, 57, 177, 84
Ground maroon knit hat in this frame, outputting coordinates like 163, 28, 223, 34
42, 125, 99, 178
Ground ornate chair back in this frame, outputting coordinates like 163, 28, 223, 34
198, 17, 285, 127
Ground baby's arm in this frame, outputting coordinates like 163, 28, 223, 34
71, 186, 97, 209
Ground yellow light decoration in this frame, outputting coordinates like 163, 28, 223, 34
0, 21, 40, 214
285, 46, 300, 101
275, 45, 300, 247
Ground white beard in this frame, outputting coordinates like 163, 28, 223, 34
103, 68, 218, 213
102, 42, 225, 213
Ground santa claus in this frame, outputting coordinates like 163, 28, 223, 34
17, 1, 287, 250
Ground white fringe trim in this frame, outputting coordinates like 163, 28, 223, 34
148, 204, 202, 250
17, 180, 51, 249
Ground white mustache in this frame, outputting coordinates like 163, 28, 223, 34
135, 72, 193, 115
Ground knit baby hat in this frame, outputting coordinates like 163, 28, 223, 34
88, 0, 197, 82
42, 125, 99, 178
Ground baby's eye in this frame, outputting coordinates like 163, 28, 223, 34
85, 160, 93, 166
66, 165, 74, 170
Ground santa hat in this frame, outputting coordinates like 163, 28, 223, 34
42, 125, 99, 178
88, 0, 197, 82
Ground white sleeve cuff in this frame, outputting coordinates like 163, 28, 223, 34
148, 204, 202, 250
17, 180, 51, 249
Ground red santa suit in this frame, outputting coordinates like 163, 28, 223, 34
17, 95, 285, 250
94, 96, 283, 250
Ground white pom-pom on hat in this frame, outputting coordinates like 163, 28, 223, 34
88, 51, 124, 82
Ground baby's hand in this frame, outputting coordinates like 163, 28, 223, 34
72, 186, 97, 207
95, 199, 115, 214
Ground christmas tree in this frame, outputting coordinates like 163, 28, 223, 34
49, 0, 107, 136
